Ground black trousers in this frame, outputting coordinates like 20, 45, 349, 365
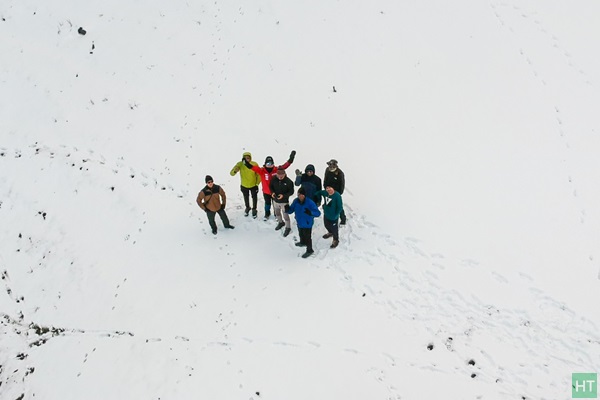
324, 218, 339, 241
206, 209, 230, 231
241, 185, 258, 210
338, 193, 346, 223
298, 227, 313, 252
263, 193, 272, 213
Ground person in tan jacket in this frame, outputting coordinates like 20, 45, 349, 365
196, 175, 235, 235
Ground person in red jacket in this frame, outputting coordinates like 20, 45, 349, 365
244, 150, 296, 220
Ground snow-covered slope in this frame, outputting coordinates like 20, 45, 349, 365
1, 1, 600, 399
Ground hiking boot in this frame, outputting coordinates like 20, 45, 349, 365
212, 229, 217, 235
330, 240, 339, 248
244, 207, 250, 216
275, 222, 285, 231
301, 250, 314, 258
283, 228, 291, 237
264, 211, 271, 220
225, 225, 235, 229
252, 209, 257, 219
323, 233, 333, 239
295, 242, 306, 247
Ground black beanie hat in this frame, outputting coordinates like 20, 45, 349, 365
305, 164, 315, 173
298, 187, 306, 195
265, 156, 274, 165
205, 175, 213, 183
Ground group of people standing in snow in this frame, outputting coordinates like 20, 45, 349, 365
196, 150, 346, 258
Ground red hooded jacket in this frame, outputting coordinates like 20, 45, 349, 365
250, 161, 292, 195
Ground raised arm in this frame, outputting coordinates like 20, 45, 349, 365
294, 169, 302, 186
243, 158, 261, 174
230, 160, 242, 176
279, 150, 296, 170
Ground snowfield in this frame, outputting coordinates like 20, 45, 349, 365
1, 1, 600, 399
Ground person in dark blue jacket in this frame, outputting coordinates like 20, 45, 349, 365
294, 164, 322, 206
287, 187, 321, 258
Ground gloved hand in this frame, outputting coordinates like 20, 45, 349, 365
288, 150, 296, 163
295, 169, 301, 176
304, 208, 312, 216
284, 204, 290, 213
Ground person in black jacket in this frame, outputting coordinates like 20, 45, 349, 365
323, 159, 346, 225
269, 168, 295, 237
294, 164, 322, 206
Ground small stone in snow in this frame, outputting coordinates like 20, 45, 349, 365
78, 27, 86, 35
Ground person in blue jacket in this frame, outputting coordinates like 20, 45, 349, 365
287, 187, 321, 258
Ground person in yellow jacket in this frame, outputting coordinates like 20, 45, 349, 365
230, 152, 261, 218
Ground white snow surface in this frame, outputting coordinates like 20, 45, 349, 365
1, 0, 600, 399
